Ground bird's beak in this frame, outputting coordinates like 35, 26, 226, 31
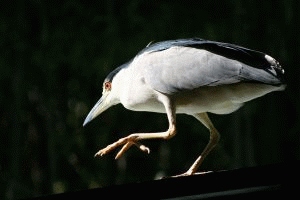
83, 94, 112, 127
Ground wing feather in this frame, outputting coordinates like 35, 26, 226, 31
136, 38, 283, 94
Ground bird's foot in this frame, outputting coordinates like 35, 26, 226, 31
170, 169, 194, 178
171, 170, 213, 178
94, 135, 150, 159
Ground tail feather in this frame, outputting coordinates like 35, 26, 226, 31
239, 55, 286, 86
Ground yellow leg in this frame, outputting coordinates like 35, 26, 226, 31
94, 126, 177, 159
174, 113, 220, 177
95, 94, 177, 159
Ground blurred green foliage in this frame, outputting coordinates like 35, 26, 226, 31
0, 0, 299, 198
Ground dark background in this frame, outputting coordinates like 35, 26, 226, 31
0, 0, 299, 198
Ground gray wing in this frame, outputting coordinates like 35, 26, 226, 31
139, 38, 284, 94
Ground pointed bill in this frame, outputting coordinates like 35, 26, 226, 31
83, 94, 111, 126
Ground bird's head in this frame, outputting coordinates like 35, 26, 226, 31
83, 64, 127, 127
82, 80, 115, 127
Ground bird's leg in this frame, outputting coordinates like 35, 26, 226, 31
174, 113, 220, 177
95, 94, 176, 159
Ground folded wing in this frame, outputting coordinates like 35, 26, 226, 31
139, 38, 284, 94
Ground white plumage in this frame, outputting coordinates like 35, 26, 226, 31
83, 38, 286, 177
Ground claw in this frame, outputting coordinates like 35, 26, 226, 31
137, 144, 150, 154
94, 136, 151, 159
94, 143, 116, 157
94, 150, 105, 158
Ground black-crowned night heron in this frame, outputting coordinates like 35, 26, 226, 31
83, 38, 286, 176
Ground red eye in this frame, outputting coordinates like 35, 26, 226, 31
104, 82, 112, 90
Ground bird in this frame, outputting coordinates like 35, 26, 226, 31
83, 38, 286, 177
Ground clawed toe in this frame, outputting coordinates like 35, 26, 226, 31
94, 143, 117, 157
94, 136, 150, 159
170, 170, 213, 178
94, 149, 108, 157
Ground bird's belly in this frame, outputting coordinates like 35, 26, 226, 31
174, 83, 283, 114
174, 88, 243, 114
122, 82, 284, 114
176, 101, 243, 114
